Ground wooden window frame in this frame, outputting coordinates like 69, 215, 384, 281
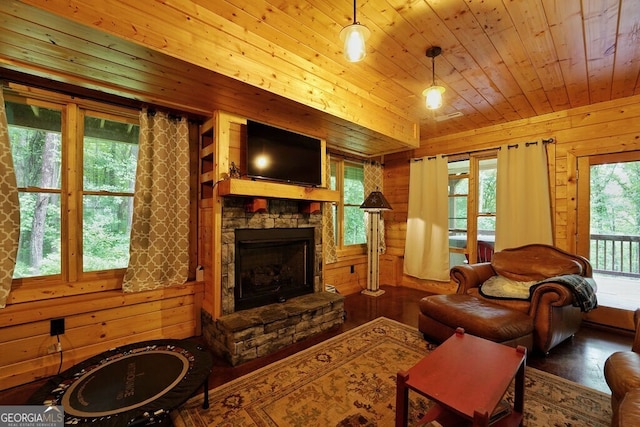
448, 151, 497, 264
331, 158, 366, 257
5, 87, 139, 293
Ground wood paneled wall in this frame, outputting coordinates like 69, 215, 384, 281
381, 94, 640, 294
4, 90, 640, 393
0, 283, 203, 391
323, 255, 368, 295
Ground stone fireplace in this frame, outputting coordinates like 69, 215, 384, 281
235, 227, 315, 311
219, 197, 323, 315
203, 197, 345, 365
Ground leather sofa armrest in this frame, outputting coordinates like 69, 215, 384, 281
529, 282, 575, 310
450, 262, 496, 294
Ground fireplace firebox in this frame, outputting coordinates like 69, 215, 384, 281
234, 227, 315, 311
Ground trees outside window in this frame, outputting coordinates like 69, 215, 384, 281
5, 95, 139, 281
330, 158, 366, 253
584, 157, 640, 278
82, 113, 138, 272
576, 151, 640, 325
8, 100, 62, 278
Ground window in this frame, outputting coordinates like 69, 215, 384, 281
81, 112, 139, 272
8, 100, 63, 278
448, 154, 497, 265
448, 161, 468, 266
330, 158, 366, 252
5, 92, 139, 282
577, 151, 640, 313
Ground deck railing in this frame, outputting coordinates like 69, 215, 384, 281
591, 234, 640, 278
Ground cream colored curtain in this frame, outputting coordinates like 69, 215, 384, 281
123, 110, 190, 292
363, 161, 386, 253
495, 141, 553, 251
323, 154, 337, 264
403, 155, 450, 281
0, 90, 20, 308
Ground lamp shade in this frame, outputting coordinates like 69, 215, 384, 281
360, 190, 392, 211
423, 85, 445, 110
340, 23, 370, 62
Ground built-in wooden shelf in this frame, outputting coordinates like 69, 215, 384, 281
218, 178, 339, 203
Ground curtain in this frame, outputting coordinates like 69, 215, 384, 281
123, 109, 190, 292
323, 154, 337, 264
363, 161, 386, 253
0, 89, 20, 308
495, 141, 553, 251
403, 155, 449, 281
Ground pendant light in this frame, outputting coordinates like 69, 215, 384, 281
422, 46, 445, 109
339, 0, 370, 63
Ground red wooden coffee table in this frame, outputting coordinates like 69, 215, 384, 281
396, 328, 526, 427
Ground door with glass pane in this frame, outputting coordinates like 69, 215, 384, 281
448, 155, 497, 267
577, 151, 640, 330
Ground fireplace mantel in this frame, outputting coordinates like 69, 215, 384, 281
218, 178, 339, 203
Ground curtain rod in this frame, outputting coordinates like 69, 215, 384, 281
410, 138, 555, 162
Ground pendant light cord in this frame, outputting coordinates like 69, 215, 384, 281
353, 0, 358, 25
432, 56, 436, 86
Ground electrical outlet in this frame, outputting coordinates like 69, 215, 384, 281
50, 318, 65, 336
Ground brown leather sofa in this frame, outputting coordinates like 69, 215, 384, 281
448, 244, 595, 354
605, 309, 640, 426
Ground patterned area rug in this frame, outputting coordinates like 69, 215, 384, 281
172, 317, 612, 427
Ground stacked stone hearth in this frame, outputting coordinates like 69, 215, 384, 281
202, 197, 345, 365
203, 292, 344, 365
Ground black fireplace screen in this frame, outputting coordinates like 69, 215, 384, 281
235, 228, 315, 311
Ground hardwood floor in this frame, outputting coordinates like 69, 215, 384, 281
0, 286, 632, 405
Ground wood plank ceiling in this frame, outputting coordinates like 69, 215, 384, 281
0, 0, 639, 157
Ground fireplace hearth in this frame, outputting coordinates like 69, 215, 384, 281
235, 227, 314, 311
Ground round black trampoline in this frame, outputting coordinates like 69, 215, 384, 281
29, 339, 213, 427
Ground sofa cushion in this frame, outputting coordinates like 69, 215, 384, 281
479, 275, 537, 300
492, 249, 583, 281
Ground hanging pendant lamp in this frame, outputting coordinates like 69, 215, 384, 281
340, 0, 370, 62
422, 46, 445, 109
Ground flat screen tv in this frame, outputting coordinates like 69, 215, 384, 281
246, 120, 323, 187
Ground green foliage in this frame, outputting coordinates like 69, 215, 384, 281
8, 105, 139, 278
590, 163, 640, 235
343, 165, 365, 245
478, 168, 496, 214
83, 137, 137, 192
82, 195, 132, 268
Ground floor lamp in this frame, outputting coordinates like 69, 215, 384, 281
360, 190, 392, 296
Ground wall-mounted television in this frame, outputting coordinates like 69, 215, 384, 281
246, 120, 323, 187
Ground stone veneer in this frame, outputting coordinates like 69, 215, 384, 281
219, 197, 323, 315
202, 197, 345, 365
203, 292, 345, 365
